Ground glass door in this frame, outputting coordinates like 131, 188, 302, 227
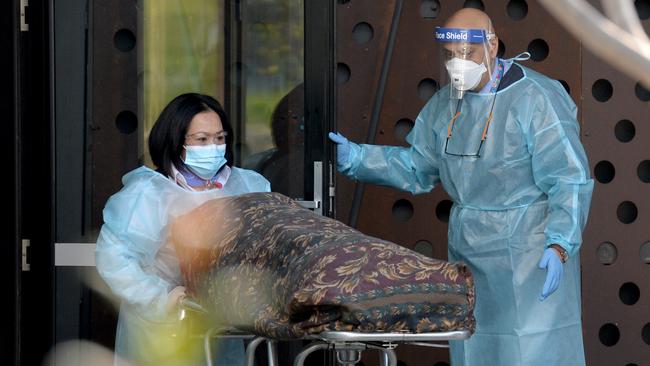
235, 0, 306, 199
141, 0, 314, 200
48, 0, 335, 363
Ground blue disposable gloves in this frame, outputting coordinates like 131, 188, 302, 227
328, 132, 351, 165
538, 248, 564, 301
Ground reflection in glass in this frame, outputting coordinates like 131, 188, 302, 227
240, 0, 304, 155
240, 0, 305, 198
141, 0, 225, 166
141, 0, 305, 198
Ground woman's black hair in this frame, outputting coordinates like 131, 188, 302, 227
148, 93, 234, 176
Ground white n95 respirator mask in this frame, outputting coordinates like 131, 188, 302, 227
445, 58, 488, 92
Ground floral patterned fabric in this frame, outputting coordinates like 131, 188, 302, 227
171, 192, 475, 339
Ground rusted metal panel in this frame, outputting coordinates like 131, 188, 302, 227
581, 50, 650, 366
337, 1, 592, 365
579, 2, 650, 364
336, 0, 398, 226
90, 0, 140, 233
491, 0, 582, 118
355, 0, 452, 262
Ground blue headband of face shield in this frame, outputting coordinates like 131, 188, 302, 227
435, 27, 493, 43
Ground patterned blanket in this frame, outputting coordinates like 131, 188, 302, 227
171, 192, 475, 339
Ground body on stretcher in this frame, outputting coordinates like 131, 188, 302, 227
180, 297, 472, 366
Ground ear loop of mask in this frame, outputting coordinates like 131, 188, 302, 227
509, 52, 531, 62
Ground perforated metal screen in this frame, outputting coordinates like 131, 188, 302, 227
335, 0, 649, 364
580, 1, 650, 362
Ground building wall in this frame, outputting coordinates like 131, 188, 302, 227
335, 0, 650, 364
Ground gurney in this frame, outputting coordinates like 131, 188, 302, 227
180, 297, 472, 366
171, 192, 475, 365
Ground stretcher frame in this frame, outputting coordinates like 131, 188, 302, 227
181, 299, 472, 366
294, 330, 471, 366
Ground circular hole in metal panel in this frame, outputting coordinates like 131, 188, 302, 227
638, 160, 650, 183
115, 110, 138, 135
414, 240, 434, 257
557, 80, 570, 94
420, 0, 441, 19
435, 200, 453, 223
394, 118, 414, 144
636, 0, 650, 20
337, 63, 351, 84
592, 79, 613, 102
615, 119, 635, 142
597, 242, 617, 265
635, 82, 650, 101
352, 22, 374, 44
497, 40, 506, 58
619, 282, 640, 305
643, 323, 650, 345
463, 0, 485, 11
527, 39, 549, 62
598, 323, 620, 346
417, 78, 439, 101
507, 0, 528, 20
392, 199, 414, 222
617, 201, 638, 224
640, 242, 650, 264
594, 160, 615, 184
114, 29, 136, 52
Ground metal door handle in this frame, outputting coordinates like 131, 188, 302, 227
294, 161, 323, 215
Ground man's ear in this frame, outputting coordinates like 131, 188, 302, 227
489, 36, 499, 58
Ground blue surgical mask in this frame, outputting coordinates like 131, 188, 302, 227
182, 144, 227, 179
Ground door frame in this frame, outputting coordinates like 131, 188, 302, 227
6, 0, 57, 365
304, 0, 336, 217
2, 0, 21, 364
224, 0, 336, 216
11, 1, 337, 364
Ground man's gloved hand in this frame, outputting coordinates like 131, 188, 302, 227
166, 285, 187, 314
328, 132, 351, 165
538, 248, 563, 301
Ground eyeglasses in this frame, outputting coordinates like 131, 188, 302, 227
185, 131, 228, 146
444, 94, 497, 158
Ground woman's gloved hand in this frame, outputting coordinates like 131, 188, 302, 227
328, 132, 351, 165
538, 248, 563, 301
166, 285, 187, 314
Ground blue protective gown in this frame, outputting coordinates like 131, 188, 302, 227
96, 165, 270, 365
339, 64, 593, 365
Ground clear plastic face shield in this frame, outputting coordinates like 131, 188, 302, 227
435, 27, 497, 99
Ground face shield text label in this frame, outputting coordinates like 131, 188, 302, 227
435, 27, 487, 43
438, 31, 468, 41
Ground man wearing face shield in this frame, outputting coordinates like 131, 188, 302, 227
329, 8, 593, 366
438, 20, 497, 100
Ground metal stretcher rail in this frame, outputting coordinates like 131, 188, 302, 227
294, 330, 472, 366
312, 330, 471, 342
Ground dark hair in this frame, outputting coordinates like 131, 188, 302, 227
148, 93, 234, 176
